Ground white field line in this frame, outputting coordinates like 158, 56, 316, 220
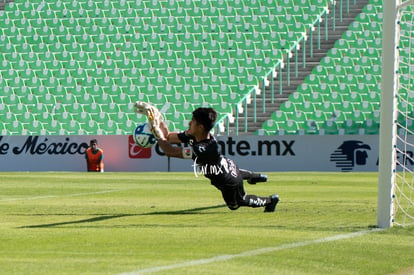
119, 228, 384, 275
0, 189, 123, 202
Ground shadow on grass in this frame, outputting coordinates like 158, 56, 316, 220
18, 204, 227, 229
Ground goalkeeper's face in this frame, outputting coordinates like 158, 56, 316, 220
187, 117, 204, 136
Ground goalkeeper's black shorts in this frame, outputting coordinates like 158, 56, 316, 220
210, 170, 245, 210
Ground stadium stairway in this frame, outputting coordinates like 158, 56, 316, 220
232, 0, 370, 135
0, 0, 13, 10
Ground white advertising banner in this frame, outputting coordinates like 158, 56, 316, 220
0, 134, 393, 172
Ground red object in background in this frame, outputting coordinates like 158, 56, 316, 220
128, 135, 152, 159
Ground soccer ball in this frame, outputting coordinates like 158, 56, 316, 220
133, 122, 156, 148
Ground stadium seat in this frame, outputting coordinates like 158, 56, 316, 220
7, 121, 25, 135
299, 120, 319, 135
271, 110, 289, 122
318, 115, 338, 132
341, 119, 361, 135
289, 111, 307, 122
25, 120, 46, 135
81, 120, 99, 135
98, 119, 118, 135
279, 101, 297, 114
0, 0, 364, 135
62, 120, 82, 135
283, 120, 300, 135
360, 119, 379, 135
262, 119, 279, 135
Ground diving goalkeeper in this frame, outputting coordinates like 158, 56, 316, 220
135, 102, 279, 212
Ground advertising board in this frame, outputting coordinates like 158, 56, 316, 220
0, 135, 391, 172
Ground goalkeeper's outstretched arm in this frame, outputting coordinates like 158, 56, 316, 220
156, 121, 191, 159
157, 138, 185, 158
134, 101, 190, 159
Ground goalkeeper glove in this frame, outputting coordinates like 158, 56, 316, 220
134, 101, 165, 140
148, 121, 165, 140
134, 101, 163, 125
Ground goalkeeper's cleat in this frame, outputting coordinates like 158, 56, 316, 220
264, 194, 279, 213
247, 174, 268, 185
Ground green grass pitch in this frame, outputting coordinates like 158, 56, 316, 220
0, 172, 413, 274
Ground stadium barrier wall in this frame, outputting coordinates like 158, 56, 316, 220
0, 135, 395, 172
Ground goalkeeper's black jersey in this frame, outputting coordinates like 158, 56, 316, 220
177, 132, 239, 185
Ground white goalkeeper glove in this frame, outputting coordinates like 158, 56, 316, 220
134, 101, 163, 124
148, 121, 165, 140
134, 101, 164, 140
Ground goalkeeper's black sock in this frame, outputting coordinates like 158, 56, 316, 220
243, 194, 270, 208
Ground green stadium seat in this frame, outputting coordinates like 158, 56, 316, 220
214, 101, 233, 116
0, 112, 14, 126
289, 111, 307, 122
32, 102, 49, 114
360, 119, 380, 134
283, 120, 300, 135
329, 110, 347, 124
99, 119, 118, 135
311, 110, 329, 123
167, 91, 186, 105
103, 102, 122, 114
0, 122, 7, 135
318, 101, 336, 114
364, 92, 381, 110
299, 101, 316, 114
341, 91, 363, 103
62, 120, 82, 135
262, 119, 279, 135
299, 120, 319, 135
7, 121, 25, 135
3, 94, 20, 105
341, 119, 361, 135
279, 101, 297, 114
25, 120, 45, 135
81, 102, 101, 114
40, 93, 57, 105
174, 101, 194, 115
52, 109, 72, 125
0, 102, 8, 113
76, 111, 92, 125
81, 120, 99, 135
320, 120, 340, 135
271, 110, 288, 122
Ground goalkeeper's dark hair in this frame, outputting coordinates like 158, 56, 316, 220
192, 107, 217, 132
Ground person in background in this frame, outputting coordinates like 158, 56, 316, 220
85, 139, 104, 172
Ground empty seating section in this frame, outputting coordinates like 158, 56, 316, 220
0, 0, 331, 135
261, 0, 385, 135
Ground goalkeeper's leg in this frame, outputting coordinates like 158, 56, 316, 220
220, 184, 278, 212
239, 169, 268, 185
